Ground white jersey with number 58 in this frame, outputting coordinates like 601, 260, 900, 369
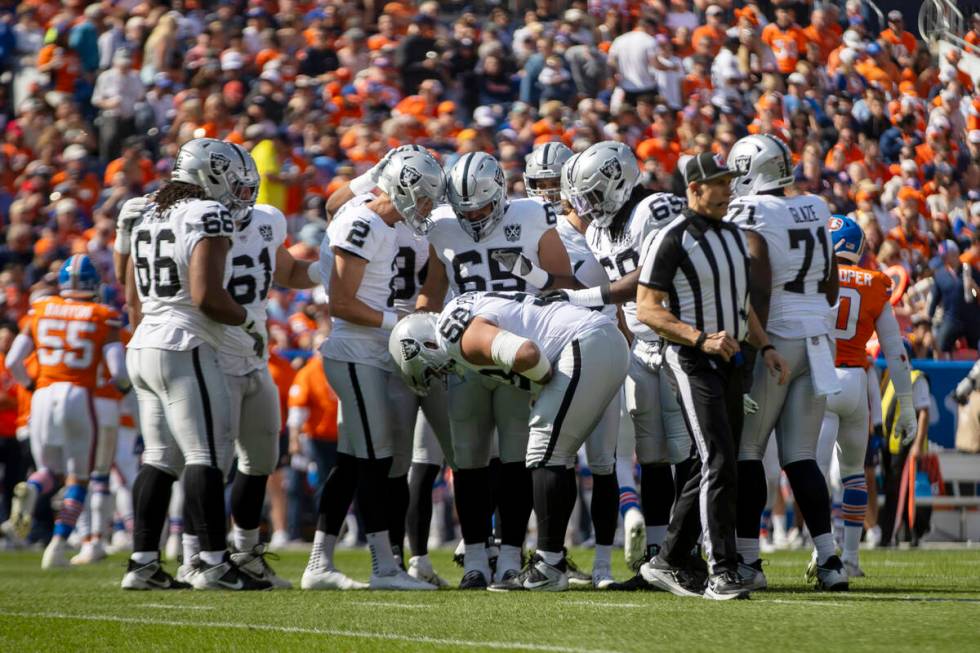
129, 198, 235, 352
726, 193, 834, 338
219, 204, 288, 376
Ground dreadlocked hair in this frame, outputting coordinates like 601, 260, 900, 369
606, 186, 652, 244
154, 180, 208, 211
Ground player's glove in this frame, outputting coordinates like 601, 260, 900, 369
743, 394, 759, 415
896, 395, 918, 447
243, 319, 265, 359
113, 195, 151, 255
539, 287, 606, 308
490, 250, 552, 289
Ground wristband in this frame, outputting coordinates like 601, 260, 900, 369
307, 261, 323, 285
518, 263, 552, 290
522, 353, 552, 383
349, 171, 378, 195
381, 311, 398, 330
113, 236, 131, 255
760, 344, 775, 356
694, 331, 707, 351
566, 286, 607, 308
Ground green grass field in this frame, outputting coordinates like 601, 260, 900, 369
1, 548, 978, 652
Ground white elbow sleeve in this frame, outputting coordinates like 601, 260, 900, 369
307, 261, 323, 285
6, 334, 35, 387
490, 331, 528, 373
103, 341, 131, 390
287, 407, 310, 429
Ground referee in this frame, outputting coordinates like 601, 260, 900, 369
634, 152, 789, 600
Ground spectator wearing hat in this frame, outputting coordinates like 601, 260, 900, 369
50, 144, 100, 215
92, 48, 144, 161
37, 24, 81, 97
395, 14, 442, 96
930, 240, 980, 354
691, 5, 727, 57
880, 11, 917, 61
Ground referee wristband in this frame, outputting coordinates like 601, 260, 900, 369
694, 331, 707, 351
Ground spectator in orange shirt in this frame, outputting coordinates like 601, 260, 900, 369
287, 352, 339, 518
888, 188, 932, 262
880, 10, 917, 61
761, 4, 806, 75
0, 322, 24, 524
50, 145, 101, 215
682, 56, 712, 101
801, 5, 838, 64
368, 15, 400, 51
393, 78, 443, 122
966, 13, 980, 47
37, 29, 81, 96
690, 5, 727, 57
102, 136, 156, 190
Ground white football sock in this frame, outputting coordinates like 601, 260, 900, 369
593, 544, 612, 567
366, 531, 398, 575
131, 551, 157, 565
813, 533, 836, 565
182, 533, 200, 563
233, 526, 260, 552
497, 544, 522, 575
842, 525, 862, 561
464, 543, 491, 578
308, 530, 337, 571
538, 549, 563, 566
200, 550, 225, 566
772, 514, 787, 540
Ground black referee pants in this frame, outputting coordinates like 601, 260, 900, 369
662, 344, 743, 575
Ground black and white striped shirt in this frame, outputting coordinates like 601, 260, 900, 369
638, 209, 750, 342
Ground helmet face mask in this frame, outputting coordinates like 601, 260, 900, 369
446, 152, 506, 242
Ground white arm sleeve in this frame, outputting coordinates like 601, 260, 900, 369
5, 334, 35, 388
866, 365, 883, 426
875, 303, 913, 398
102, 341, 131, 390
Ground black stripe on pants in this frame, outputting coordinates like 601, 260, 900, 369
662, 345, 743, 574
540, 340, 581, 466
347, 363, 376, 460
191, 347, 217, 468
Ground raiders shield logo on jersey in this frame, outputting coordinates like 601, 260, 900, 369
504, 224, 522, 242
599, 158, 622, 180
209, 152, 231, 176
399, 166, 422, 186
400, 339, 421, 360
259, 224, 273, 242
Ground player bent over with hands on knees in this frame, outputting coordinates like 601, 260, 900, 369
634, 152, 789, 600
301, 147, 445, 591
391, 289, 630, 591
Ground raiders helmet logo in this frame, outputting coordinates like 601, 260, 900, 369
400, 339, 421, 361
209, 152, 231, 176
494, 167, 505, 187
599, 158, 622, 180
732, 155, 752, 174
259, 224, 273, 242
399, 166, 422, 186
504, 224, 522, 242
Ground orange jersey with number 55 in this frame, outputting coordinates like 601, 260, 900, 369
28, 296, 121, 390
833, 265, 892, 368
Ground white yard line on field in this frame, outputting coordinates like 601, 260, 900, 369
561, 600, 648, 608
138, 603, 216, 611
0, 610, 625, 653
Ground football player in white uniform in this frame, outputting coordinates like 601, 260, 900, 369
119, 138, 271, 590
521, 143, 625, 588
391, 291, 629, 591
322, 145, 455, 587
527, 142, 691, 575
724, 134, 846, 591
416, 151, 572, 589
213, 201, 321, 589
301, 147, 444, 591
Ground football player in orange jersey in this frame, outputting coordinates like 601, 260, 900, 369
3, 255, 131, 569
71, 327, 133, 565
817, 216, 917, 577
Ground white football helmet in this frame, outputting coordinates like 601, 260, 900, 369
524, 142, 573, 205
377, 146, 446, 236
388, 313, 454, 396
171, 138, 259, 223
727, 134, 794, 197
563, 141, 640, 228
446, 152, 507, 242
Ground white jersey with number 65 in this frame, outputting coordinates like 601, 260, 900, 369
129, 198, 235, 352
726, 193, 834, 338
